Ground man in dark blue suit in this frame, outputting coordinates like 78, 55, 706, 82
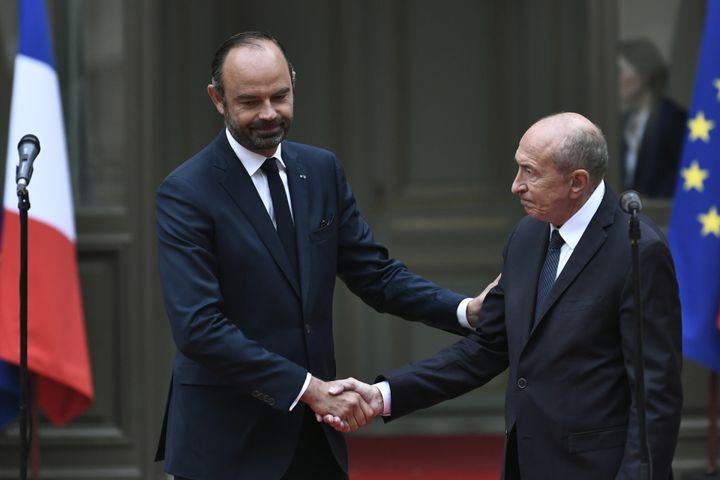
330, 113, 683, 479
154, 31, 491, 480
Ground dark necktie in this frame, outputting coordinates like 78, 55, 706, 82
534, 229, 564, 321
261, 158, 298, 275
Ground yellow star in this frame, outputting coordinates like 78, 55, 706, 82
681, 160, 710, 192
699, 206, 720, 237
688, 111, 715, 142
715, 78, 720, 100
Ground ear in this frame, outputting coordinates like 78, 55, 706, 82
207, 84, 225, 115
568, 169, 590, 198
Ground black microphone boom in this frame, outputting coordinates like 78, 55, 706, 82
16, 134, 41, 191
620, 190, 642, 214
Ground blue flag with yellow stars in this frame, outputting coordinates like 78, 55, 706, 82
668, 0, 720, 372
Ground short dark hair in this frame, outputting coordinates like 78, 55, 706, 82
210, 31, 296, 100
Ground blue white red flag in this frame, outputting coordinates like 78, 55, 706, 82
0, 0, 93, 427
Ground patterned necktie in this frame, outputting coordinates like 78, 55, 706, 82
260, 158, 298, 276
534, 229, 564, 322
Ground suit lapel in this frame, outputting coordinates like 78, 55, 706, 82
515, 221, 551, 348
215, 135, 301, 298
529, 189, 616, 336
282, 146, 311, 309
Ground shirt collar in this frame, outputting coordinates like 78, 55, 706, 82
554, 180, 605, 250
224, 128, 286, 176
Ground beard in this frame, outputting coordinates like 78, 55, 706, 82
224, 109, 292, 154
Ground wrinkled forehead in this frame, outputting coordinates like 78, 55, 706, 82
516, 122, 564, 162
517, 112, 597, 158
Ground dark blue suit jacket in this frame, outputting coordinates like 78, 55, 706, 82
155, 132, 465, 479
381, 188, 682, 479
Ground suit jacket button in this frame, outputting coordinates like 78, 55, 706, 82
517, 378, 528, 389
305, 324, 311, 334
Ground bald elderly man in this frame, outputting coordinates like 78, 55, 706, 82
330, 112, 682, 479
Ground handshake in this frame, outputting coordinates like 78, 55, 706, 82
299, 276, 502, 433
302, 376, 384, 433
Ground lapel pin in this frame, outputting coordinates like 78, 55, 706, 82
299, 174, 307, 179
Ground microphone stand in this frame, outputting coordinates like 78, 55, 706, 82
17, 186, 31, 480
628, 208, 650, 480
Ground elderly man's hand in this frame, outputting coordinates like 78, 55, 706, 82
319, 377, 384, 432
301, 376, 375, 432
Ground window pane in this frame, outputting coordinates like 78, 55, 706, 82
57, 0, 125, 208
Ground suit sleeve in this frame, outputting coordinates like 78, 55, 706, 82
378, 282, 509, 420
156, 174, 307, 411
331, 158, 467, 333
616, 238, 682, 479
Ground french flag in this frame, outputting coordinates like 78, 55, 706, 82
0, 0, 93, 427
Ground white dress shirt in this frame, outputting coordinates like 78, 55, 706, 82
225, 129, 294, 226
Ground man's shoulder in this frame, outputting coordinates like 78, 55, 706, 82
513, 216, 546, 236
501, 216, 546, 256
637, 214, 668, 245
605, 197, 667, 245
166, 131, 227, 177
282, 140, 344, 179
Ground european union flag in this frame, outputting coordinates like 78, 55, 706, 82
668, 0, 720, 372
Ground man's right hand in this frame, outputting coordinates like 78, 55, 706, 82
321, 377, 384, 431
301, 376, 374, 433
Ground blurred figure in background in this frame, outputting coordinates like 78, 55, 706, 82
618, 38, 687, 198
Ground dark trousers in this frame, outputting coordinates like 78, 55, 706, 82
504, 426, 522, 480
175, 410, 345, 480
282, 408, 346, 479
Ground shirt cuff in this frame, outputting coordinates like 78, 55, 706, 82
375, 381, 392, 416
289, 372, 312, 411
457, 297, 473, 329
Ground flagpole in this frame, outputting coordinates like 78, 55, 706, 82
627, 204, 650, 480
17, 186, 30, 480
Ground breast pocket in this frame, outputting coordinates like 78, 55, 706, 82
310, 214, 335, 244
557, 296, 604, 314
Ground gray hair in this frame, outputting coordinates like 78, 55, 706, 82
554, 124, 608, 187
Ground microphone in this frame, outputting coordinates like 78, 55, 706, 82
620, 190, 642, 214
16, 134, 40, 191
